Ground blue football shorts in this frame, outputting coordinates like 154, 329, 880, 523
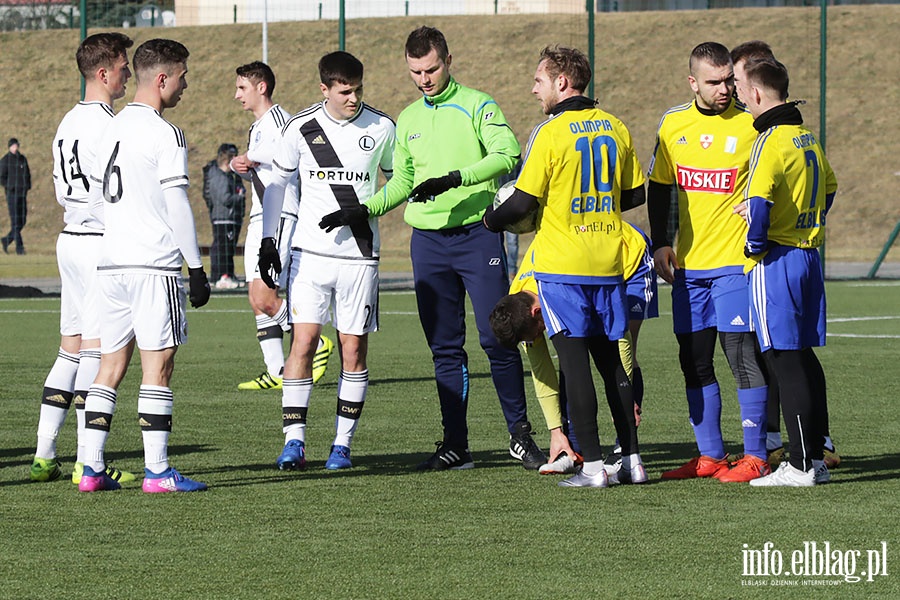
749, 245, 826, 352
537, 280, 628, 340
625, 246, 659, 322
671, 270, 752, 335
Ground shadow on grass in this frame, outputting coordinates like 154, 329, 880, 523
195, 443, 726, 489
0, 447, 34, 460
203, 443, 900, 490
641, 443, 900, 484
371, 372, 494, 387
0, 444, 217, 488
203, 447, 532, 488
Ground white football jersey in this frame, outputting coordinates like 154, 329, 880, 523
52, 102, 115, 232
90, 102, 190, 274
246, 104, 298, 222
273, 101, 395, 260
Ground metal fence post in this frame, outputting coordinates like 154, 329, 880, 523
587, 0, 595, 99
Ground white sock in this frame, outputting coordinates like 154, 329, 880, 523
139, 385, 173, 474
582, 459, 604, 476
621, 453, 642, 470
767, 431, 783, 451
35, 348, 80, 458
282, 378, 313, 443
81, 384, 117, 472
256, 314, 285, 376
273, 299, 290, 332
334, 370, 368, 448
74, 348, 101, 464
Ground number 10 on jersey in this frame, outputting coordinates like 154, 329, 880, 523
572, 135, 617, 215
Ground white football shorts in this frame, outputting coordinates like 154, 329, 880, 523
97, 272, 187, 353
288, 251, 378, 335
57, 231, 103, 339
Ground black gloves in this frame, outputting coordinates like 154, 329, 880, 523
258, 237, 281, 289
318, 204, 370, 233
408, 171, 462, 203
188, 267, 210, 308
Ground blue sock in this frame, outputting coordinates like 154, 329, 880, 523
687, 384, 725, 459
738, 386, 768, 460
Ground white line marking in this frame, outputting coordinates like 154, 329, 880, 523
828, 333, 900, 339
829, 316, 900, 323
846, 282, 900, 287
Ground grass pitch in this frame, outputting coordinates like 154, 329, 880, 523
0, 281, 898, 599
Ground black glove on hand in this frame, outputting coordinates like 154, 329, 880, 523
188, 267, 210, 308
318, 204, 370, 233
408, 170, 462, 203
481, 203, 502, 233
258, 237, 281, 289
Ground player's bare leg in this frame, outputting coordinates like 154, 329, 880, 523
276, 322, 321, 470
79, 340, 135, 488
135, 346, 207, 492
239, 278, 289, 390
30, 334, 82, 482
326, 332, 369, 469
67, 336, 134, 485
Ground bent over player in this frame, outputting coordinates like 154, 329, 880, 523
490, 222, 658, 481
485, 45, 647, 488
30, 33, 136, 485
258, 51, 395, 471
648, 42, 770, 483
79, 39, 210, 493
733, 57, 837, 487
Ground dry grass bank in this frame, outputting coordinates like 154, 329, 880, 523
0, 5, 896, 268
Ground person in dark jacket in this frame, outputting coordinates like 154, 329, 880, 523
203, 143, 245, 287
1, 138, 31, 254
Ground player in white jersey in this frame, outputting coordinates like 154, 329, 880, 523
231, 61, 334, 391
30, 33, 137, 485
78, 39, 209, 493
258, 51, 395, 471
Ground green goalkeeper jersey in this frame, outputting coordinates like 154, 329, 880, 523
363, 77, 520, 230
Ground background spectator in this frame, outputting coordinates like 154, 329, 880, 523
203, 142, 245, 289
1, 137, 31, 255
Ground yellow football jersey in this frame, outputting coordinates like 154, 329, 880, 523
744, 124, 837, 268
516, 106, 644, 282
511, 223, 647, 293
648, 99, 755, 274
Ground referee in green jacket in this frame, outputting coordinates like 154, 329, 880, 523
320, 26, 545, 471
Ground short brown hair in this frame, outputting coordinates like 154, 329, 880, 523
405, 26, 449, 61
133, 39, 189, 82
319, 51, 364, 87
731, 40, 774, 66
744, 57, 790, 101
76, 32, 133, 79
689, 41, 732, 74
236, 61, 276, 98
539, 45, 591, 93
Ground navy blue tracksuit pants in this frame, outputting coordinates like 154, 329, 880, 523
411, 222, 529, 449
